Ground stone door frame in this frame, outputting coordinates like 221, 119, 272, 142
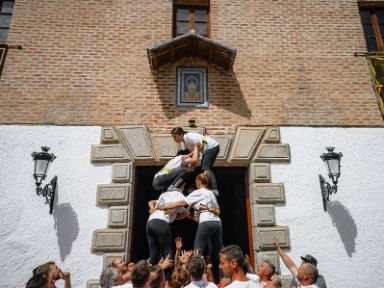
87, 125, 291, 288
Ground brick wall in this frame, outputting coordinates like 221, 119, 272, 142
0, 0, 383, 133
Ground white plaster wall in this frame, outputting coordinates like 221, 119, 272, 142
1, 126, 384, 288
273, 127, 384, 288
0, 125, 110, 288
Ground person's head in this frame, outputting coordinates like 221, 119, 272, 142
170, 268, 190, 288
102, 267, 123, 288
195, 171, 210, 189
188, 255, 206, 281
177, 149, 190, 156
149, 265, 165, 288
131, 260, 150, 288
270, 275, 282, 288
26, 273, 54, 288
296, 263, 318, 285
300, 254, 318, 267
33, 261, 60, 281
219, 245, 245, 279
255, 260, 275, 280
111, 258, 127, 272
171, 127, 187, 143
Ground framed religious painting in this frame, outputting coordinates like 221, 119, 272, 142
176, 67, 208, 107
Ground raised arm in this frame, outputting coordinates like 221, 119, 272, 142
274, 240, 298, 276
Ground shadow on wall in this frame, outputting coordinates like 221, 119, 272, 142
153, 61, 251, 120
327, 200, 357, 257
52, 181, 79, 261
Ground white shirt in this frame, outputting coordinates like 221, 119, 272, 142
225, 280, 260, 288
185, 280, 217, 288
184, 132, 219, 154
185, 188, 220, 223
112, 283, 132, 288
154, 155, 184, 177
245, 273, 266, 287
148, 190, 186, 223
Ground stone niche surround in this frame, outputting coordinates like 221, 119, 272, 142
88, 125, 292, 288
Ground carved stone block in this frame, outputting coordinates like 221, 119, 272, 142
152, 134, 179, 160
229, 127, 265, 162
97, 184, 132, 206
112, 163, 134, 183
214, 135, 232, 160
91, 144, 131, 163
263, 127, 280, 144
92, 229, 127, 252
251, 204, 276, 227
249, 183, 285, 204
280, 275, 293, 288
108, 206, 130, 228
249, 163, 271, 183
253, 226, 290, 251
253, 144, 290, 163
87, 279, 100, 288
116, 126, 156, 161
103, 252, 127, 270
256, 251, 281, 274
101, 126, 120, 144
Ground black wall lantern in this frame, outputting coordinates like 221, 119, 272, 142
319, 147, 343, 211
31, 146, 57, 214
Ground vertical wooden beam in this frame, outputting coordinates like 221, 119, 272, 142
371, 12, 384, 51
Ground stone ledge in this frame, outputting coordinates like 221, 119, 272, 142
92, 229, 127, 252
253, 144, 290, 163
97, 184, 132, 206
112, 163, 134, 183
249, 183, 285, 204
249, 163, 271, 183
253, 226, 290, 251
251, 204, 276, 227
151, 134, 179, 160
91, 144, 131, 163
101, 126, 120, 144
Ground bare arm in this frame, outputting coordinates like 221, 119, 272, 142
158, 199, 188, 210
59, 270, 71, 288
148, 200, 157, 213
274, 240, 298, 276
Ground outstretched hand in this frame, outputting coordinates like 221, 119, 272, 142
175, 237, 183, 250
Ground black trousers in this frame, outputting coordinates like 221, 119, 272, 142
201, 145, 220, 191
194, 221, 223, 283
152, 168, 190, 191
146, 219, 174, 265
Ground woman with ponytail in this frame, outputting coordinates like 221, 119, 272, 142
157, 171, 223, 283
171, 127, 220, 196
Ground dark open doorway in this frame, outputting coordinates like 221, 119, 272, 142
130, 166, 251, 262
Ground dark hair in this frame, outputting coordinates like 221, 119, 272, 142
177, 149, 190, 156
263, 260, 276, 277
131, 260, 150, 288
26, 273, 49, 288
171, 127, 187, 135
220, 245, 245, 270
188, 255, 206, 281
149, 265, 164, 288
